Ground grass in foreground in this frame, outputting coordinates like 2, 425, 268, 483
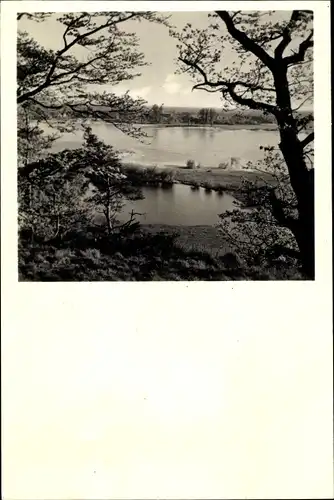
19, 226, 305, 281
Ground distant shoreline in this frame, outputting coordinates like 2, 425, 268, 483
125, 122, 279, 131
44, 119, 312, 134
99, 121, 312, 133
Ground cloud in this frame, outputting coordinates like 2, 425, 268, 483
128, 86, 152, 99
162, 73, 192, 96
106, 85, 152, 100
163, 74, 181, 94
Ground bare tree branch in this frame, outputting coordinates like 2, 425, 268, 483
284, 31, 313, 66
62, 14, 87, 49
179, 57, 277, 115
29, 98, 63, 110
300, 132, 314, 149
227, 84, 278, 116
274, 10, 300, 59
215, 11, 275, 70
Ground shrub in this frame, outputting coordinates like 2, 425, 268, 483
160, 168, 175, 185
146, 166, 158, 177
218, 161, 229, 169
217, 166, 300, 270
230, 157, 239, 167
220, 252, 242, 269
186, 159, 195, 169
80, 248, 101, 263
121, 164, 176, 187
203, 181, 214, 192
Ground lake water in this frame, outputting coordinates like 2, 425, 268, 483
112, 184, 241, 226
50, 122, 280, 169
47, 123, 281, 225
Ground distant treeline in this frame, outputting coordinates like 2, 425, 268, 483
141, 104, 277, 125
139, 105, 313, 126
37, 102, 313, 127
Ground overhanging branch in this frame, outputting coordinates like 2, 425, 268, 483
300, 132, 314, 149
284, 31, 313, 66
29, 98, 64, 110
228, 84, 278, 116
215, 11, 274, 70
274, 11, 300, 59
179, 57, 278, 116
17, 13, 138, 105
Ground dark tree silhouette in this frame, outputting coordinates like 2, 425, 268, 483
173, 10, 314, 278
150, 103, 164, 123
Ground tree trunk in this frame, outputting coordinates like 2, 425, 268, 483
279, 131, 315, 279
104, 207, 111, 235
271, 64, 315, 279
293, 170, 314, 279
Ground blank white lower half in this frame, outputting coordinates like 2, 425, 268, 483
2, 288, 333, 500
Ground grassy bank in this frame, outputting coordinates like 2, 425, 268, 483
172, 166, 276, 191
19, 225, 303, 281
120, 162, 277, 195
18, 227, 241, 281
142, 224, 234, 256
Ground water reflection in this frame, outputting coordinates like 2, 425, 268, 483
197, 127, 209, 142
118, 184, 238, 226
149, 127, 159, 141
181, 127, 191, 139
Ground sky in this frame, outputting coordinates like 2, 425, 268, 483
18, 11, 312, 109
19, 12, 227, 107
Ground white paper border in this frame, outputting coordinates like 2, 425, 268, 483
1, 2, 333, 499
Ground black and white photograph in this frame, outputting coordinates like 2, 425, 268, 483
17, 6, 315, 281
1, 2, 333, 500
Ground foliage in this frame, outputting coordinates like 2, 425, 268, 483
120, 164, 175, 186
17, 12, 169, 136
218, 146, 301, 268
18, 161, 91, 242
18, 226, 304, 282
149, 104, 164, 123
172, 11, 313, 117
18, 104, 59, 167
198, 107, 217, 125
18, 126, 143, 241
17, 11, 171, 252
137, 106, 309, 126
83, 127, 143, 234
173, 10, 314, 277
203, 181, 216, 191
186, 159, 196, 169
